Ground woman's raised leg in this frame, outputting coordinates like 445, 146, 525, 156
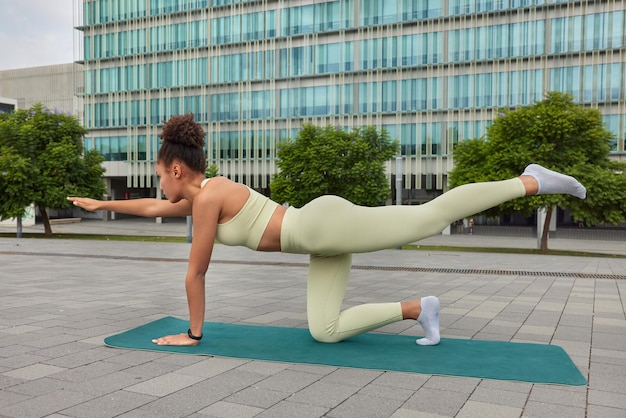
281, 164, 586, 256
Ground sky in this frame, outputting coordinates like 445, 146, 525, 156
0, 0, 75, 71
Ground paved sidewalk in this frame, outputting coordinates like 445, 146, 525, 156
0, 223, 625, 417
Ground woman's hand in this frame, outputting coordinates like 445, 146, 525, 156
151, 333, 199, 346
66, 196, 102, 212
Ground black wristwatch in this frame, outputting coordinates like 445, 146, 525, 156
187, 328, 203, 341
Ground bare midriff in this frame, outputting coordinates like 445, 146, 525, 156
256, 205, 286, 252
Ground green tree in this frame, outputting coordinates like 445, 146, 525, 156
205, 163, 219, 178
449, 91, 626, 250
0, 146, 34, 236
0, 103, 106, 236
271, 124, 397, 207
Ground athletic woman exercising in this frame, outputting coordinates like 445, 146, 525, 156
68, 114, 587, 347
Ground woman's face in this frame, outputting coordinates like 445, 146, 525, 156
156, 161, 182, 203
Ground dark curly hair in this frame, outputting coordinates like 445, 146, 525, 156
157, 113, 207, 173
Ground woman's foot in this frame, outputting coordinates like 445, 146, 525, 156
416, 296, 440, 346
522, 164, 586, 199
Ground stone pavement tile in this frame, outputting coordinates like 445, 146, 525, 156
0, 389, 92, 418
176, 357, 250, 379
593, 317, 626, 334
287, 363, 338, 376
125, 371, 206, 396
0, 388, 31, 408
0, 325, 43, 335
42, 346, 120, 368
588, 363, 626, 393
327, 393, 405, 418
0, 344, 39, 358
253, 400, 330, 418
368, 371, 429, 390
592, 332, 626, 351
588, 375, 626, 397
475, 322, 518, 340
2, 363, 66, 380
559, 313, 592, 328
447, 316, 490, 334
319, 368, 383, 386
402, 387, 468, 416
153, 352, 206, 367
49, 360, 128, 383
120, 359, 183, 379
104, 349, 169, 366
5, 376, 72, 397
523, 401, 585, 418
443, 328, 476, 339
389, 409, 449, 417
477, 379, 532, 394
224, 386, 290, 408
524, 310, 561, 327
29, 342, 94, 359
591, 347, 626, 366
60, 390, 157, 418
516, 324, 555, 336
287, 381, 361, 408
456, 400, 522, 418
0, 374, 26, 390
553, 324, 592, 343
423, 376, 480, 394
501, 300, 535, 315
254, 369, 322, 393
64, 370, 148, 396
551, 339, 590, 358
528, 385, 587, 408
0, 353, 52, 369
468, 386, 528, 408
588, 389, 626, 410
122, 369, 265, 417
587, 404, 626, 418
358, 383, 415, 402
563, 301, 594, 316
535, 301, 566, 312
235, 359, 291, 376
197, 400, 264, 417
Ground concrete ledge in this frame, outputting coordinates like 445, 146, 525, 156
49, 218, 82, 225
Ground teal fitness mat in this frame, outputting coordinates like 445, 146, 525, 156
104, 317, 586, 386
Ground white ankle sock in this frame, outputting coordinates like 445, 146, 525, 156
416, 296, 440, 346
522, 164, 586, 199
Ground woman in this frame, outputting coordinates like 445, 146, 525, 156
68, 114, 586, 347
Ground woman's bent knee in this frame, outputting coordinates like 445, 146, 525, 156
309, 326, 342, 344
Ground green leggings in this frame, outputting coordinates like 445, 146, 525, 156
280, 178, 527, 342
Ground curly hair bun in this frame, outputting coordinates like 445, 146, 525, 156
159, 114, 205, 149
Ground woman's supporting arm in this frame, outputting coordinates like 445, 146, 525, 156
151, 191, 220, 345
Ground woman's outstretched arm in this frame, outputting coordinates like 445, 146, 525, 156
67, 196, 192, 218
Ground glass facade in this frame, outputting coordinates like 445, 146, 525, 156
77, 0, 626, 191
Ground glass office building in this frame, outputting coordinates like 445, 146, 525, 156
75, 0, 626, 202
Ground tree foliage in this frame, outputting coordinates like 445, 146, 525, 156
0, 103, 106, 235
271, 124, 397, 207
205, 163, 219, 178
449, 92, 626, 249
0, 146, 34, 219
